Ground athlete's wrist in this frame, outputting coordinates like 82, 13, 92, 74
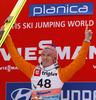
85, 39, 91, 42
7, 34, 10, 37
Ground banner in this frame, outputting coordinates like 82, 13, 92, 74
6, 82, 96, 100
0, 0, 96, 99
61, 82, 96, 100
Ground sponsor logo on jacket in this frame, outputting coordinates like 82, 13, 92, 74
34, 69, 41, 76
42, 71, 57, 77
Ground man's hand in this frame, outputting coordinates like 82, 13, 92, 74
0, 16, 16, 37
4, 16, 13, 23
85, 24, 93, 41
5, 16, 16, 26
0, 25, 10, 37
0, 26, 4, 31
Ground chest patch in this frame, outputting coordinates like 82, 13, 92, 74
34, 69, 41, 76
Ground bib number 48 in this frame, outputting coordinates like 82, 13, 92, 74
37, 79, 51, 88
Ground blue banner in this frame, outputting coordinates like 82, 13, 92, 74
60, 82, 96, 100
29, 2, 93, 17
6, 82, 31, 100
6, 82, 96, 100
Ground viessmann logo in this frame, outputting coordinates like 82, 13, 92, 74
29, 2, 93, 17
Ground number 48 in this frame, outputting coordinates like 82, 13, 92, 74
37, 79, 51, 88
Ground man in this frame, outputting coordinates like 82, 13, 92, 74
0, 24, 93, 100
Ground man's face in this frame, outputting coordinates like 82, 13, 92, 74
41, 52, 54, 67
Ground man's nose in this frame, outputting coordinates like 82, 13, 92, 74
44, 55, 47, 59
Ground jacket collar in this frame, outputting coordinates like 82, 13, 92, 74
39, 62, 59, 71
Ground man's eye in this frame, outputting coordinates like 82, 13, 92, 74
42, 54, 45, 56
47, 54, 51, 56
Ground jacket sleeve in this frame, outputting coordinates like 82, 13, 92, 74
58, 40, 91, 83
5, 36, 36, 79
